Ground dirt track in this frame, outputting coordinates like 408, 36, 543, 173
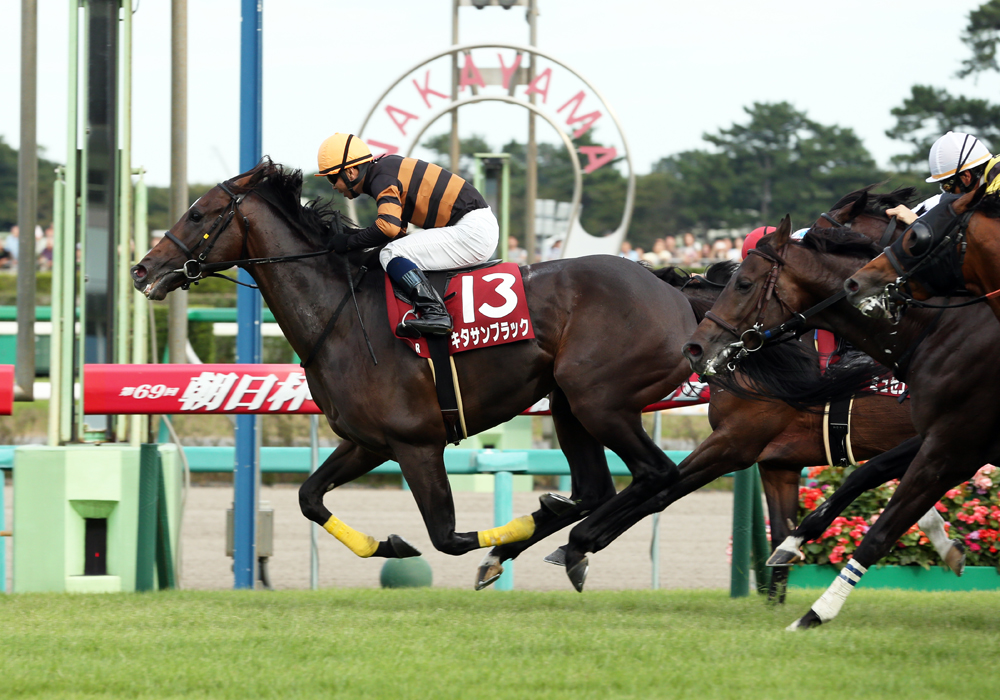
4, 482, 734, 592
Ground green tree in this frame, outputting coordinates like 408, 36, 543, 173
655, 103, 884, 231
958, 0, 1000, 78
886, 85, 1000, 169
0, 136, 62, 230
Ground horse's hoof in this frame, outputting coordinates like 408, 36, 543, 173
786, 609, 823, 631
543, 546, 568, 567
766, 549, 802, 567
566, 556, 589, 592
945, 539, 966, 577
475, 553, 503, 591
767, 571, 789, 605
539, 492, 576, 516
389, 534, 421, 558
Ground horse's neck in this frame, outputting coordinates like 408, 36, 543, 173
821, 303, 936, 373
245, 243, 361, 362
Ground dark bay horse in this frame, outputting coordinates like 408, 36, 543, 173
845, 187, 1000, 322
682, 217, 1000, 629
130, 160, 695, 588
546, 189, 961, 597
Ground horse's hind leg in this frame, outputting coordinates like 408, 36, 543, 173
476, 387, 616, 589
560, 407, 681, 590
298, 440, 417, 559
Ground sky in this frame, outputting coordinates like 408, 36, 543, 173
1, 0, 998, 188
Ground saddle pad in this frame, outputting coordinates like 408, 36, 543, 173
385, 262, 535, 358
817, 330, 908, 400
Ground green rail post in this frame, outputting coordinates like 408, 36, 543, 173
155, 454, 176, 590
1, 467, 6, 593
750, 465, 770, 594
135, 444, 160, 591
730, 467, 753, 597
493, 470, 514, 591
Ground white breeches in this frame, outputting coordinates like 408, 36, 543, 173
378, 207, 499, 272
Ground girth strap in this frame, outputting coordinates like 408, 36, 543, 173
423, 271, 465, 445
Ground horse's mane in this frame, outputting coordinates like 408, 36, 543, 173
828, 184, 919, 216
712, 341, 888, 412
974, 192, 1000, 219
652, 261, 738, 322
229, 157, 355, 246
756, 226, 883, 261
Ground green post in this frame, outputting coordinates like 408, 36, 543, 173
472, 153, 510, 261
48, 170, 64, 446
493, 470, 514, 591
750, 465, 770, 594
1, 467, 6, 593
730, 467, 753, 597
155, 455, 176, 590
135, 443, 160, 591
115, 0, 134, 441
129, 170, 149, 445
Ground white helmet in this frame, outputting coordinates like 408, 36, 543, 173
926, 131, 993, 183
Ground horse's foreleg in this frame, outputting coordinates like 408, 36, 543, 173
788, 447, 972, 630
298, 440, 417, 559
758, 465, 802, 604
769, 435, 923, 567
477, 388, 616, 589
394, 444, 533, 557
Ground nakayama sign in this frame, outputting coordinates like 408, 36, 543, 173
353, 43, 635, 258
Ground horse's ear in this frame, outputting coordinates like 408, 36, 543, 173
952, 184, 987, 214
969, 183, 988, 210
772, 215, 792, 248
846, 191, 868, 222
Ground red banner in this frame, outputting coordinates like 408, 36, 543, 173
83, 365, 711, 416
0, 364, 13, 415
85, 364, 321, 415
386, 263, 535, 358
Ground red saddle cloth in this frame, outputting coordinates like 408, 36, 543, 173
385, 262, 535, 358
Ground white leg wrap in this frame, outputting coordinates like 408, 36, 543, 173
776, 535, 804, 556
918, 507, 952, 558
811, 560, 867, 623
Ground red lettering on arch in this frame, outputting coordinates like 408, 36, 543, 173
366, 140, 399, 157
557, 91, 602, 139
579, 146, 617, 174
498, 53, 523, 90
524, 67, 552, 103
385, 105, 420, 136
412, 70, 448, 109
459, 54, 486, 91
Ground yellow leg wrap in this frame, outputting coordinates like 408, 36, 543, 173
323, 515, 379, 558
477, 515, 536, 548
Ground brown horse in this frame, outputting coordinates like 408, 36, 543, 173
845, 186, 1000, 321
682, 217, 1000, 629
550, 189, 961, 597
130, 160, 695, 589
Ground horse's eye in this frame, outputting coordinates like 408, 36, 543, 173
735, 278, 753, 293
190, 210, 203, 223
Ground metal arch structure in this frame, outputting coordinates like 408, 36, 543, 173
348, 42, 635, 257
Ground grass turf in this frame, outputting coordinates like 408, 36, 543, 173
1, 587, 997, 699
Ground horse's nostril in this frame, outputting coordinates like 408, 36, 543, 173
683, 342, 703, 358
131, 264, 147, 281
844, 278, 860, 294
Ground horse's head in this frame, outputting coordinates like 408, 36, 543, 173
132, 179, 253, 300
845, 186, 987, 317
683, 215, 882, 376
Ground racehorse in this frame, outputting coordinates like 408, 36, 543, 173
130, 159, 696, 589
545, 188, 961, 596
682, 217, 1000, 629
844, 186, 1000, 322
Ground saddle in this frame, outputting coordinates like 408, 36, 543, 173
391, 259, 503, 446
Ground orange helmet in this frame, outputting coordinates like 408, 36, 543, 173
316, 133, 373, 177
741, 226, 776, 260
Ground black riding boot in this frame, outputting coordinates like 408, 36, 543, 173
397, 269, 453, 337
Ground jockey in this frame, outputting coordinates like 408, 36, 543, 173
887, 131, 993, 225
316, 133, 499, 337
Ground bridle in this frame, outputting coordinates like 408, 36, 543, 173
164, 179, 353, 289
159, 179, 377, 367
704, 211, 900, 368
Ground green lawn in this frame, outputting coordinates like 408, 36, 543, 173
1, 588, 997, 699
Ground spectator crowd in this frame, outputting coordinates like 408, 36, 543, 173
1, 224, 55, 272
619, 232, 743, 267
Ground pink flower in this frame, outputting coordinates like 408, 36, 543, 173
829, 545, 846, 564
973, 473, 994, 491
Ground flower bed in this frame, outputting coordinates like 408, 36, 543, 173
797, 463, 1000, 569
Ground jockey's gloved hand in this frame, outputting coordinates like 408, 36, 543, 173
332, 232, 353, 254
